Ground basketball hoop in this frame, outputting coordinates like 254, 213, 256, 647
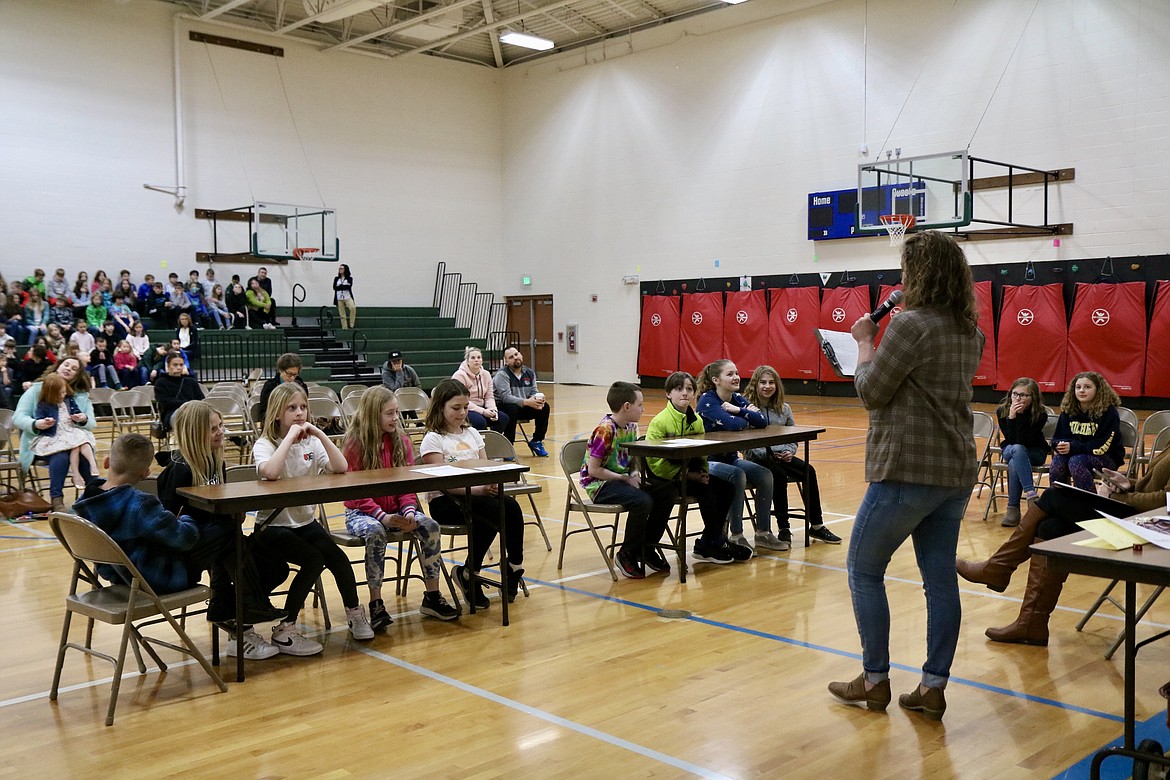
879, 214, 916, 247
291, 247, 320, 261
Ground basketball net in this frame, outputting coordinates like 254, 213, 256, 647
879, 214, 916, 247
291, 247, 321, 261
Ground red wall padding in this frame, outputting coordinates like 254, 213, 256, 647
1146, 281, 1170, 397
1066, 282, 1147, 396
679, 292, 725, 377
723, 290, 769, 375
997, 284, 1067, 392
768, 287, 822, 380
873, 284, 903, 350
972, 280, 996, 386
637, 296, 680, 378
818, 286, 871, 382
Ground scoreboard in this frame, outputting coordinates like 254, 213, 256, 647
807, 182, 927, 241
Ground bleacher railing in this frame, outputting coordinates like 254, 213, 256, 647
198, 330, 289, 383
432, 262, 503, 342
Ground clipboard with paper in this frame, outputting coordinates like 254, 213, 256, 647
814, 329, 859, 378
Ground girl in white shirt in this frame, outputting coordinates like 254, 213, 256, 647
420, 379, 526, 608
252, 382, 372, 655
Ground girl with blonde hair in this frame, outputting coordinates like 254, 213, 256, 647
342, 386, 458, 629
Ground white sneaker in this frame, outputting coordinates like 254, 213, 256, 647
244, 325, 252, 330
755, 530, 791, 551
225, 629, 279, 660
729, 532, 751, 548
346, 606, 375, 641
270, 621, 323, 656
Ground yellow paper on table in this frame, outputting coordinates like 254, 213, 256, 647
1075, 518, 1145, 550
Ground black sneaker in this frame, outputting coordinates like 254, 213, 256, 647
505, 567, 524, 603
369, 599, 393, 630
725, 540, 754, 562
644, 547, 671, 574
420, 591, 460, 621
808, 525, 842, 544
693, 540, 734, 564
453, 564, 490, 609
778, 528, 793, 545
615, 549, 645, 579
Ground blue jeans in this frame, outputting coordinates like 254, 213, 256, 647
847, 481, 970, 689
708, 458, 773, 535
1001, 444, 1046, 507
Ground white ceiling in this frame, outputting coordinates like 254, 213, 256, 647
157, 0, 745, 68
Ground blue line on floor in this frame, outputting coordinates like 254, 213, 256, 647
537, 577, 1125, 724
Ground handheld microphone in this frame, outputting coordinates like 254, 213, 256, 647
869, 289, 904, 324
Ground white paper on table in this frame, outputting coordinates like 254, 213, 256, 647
414, 465, 468, 476
651, 438, 709, 447
473, 463, 520, 472
1099, 511, 1170, 550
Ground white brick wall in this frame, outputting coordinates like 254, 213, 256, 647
2, 0, 1168, 385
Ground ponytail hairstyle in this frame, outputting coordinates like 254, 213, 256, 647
695, 359, 733, 397
344, 386, 408, 471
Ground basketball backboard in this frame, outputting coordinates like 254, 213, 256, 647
251, 201, 339, 261
857, 150, 972, 234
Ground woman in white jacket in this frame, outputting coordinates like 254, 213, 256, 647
450, 347, 509, 435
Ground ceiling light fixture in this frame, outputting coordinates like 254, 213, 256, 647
499, 29, 555, 50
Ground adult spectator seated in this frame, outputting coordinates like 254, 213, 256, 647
257, 352, 309, 422
13, 357, 96, 511
958, 449, 1170, 647
245, 278, 276, 330
248, 266, 276, 308
380, 350, 420, 392
492, 346, 549, 456
451, 346, 508, 435
154, 350, 204, 434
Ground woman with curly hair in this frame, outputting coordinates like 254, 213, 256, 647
1048, 371, 1123, 491
828, 231, 984, 722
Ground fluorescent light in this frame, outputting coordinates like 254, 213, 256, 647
499, 30, 554, 50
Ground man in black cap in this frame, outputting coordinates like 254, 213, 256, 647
380, 350, 420, 392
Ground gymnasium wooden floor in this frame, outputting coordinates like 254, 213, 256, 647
2, 385, 1168, 779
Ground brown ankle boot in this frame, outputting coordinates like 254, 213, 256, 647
985, 550, 1069, 646
956, 503, 1047, 593
50, 496, 65, 513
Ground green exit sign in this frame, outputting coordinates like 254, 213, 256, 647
522, 275, 531, 285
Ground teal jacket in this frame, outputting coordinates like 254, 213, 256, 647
13, 381, 96, 471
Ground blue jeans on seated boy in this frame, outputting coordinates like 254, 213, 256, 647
707, 459, 773, 535
847, 481, 970, 690
1001, 443, 1046, 506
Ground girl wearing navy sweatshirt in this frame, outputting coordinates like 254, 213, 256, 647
1049, 371, 1124, 491
696, 359, 776, 552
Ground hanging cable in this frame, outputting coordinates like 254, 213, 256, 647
274, 58, 326, 207
876, 0, 961, 159
202, 43, 255, 202
968, 0, 1041, 148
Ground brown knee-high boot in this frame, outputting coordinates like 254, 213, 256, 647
984, 551, 1069, 646
956, 502, 1047, 593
